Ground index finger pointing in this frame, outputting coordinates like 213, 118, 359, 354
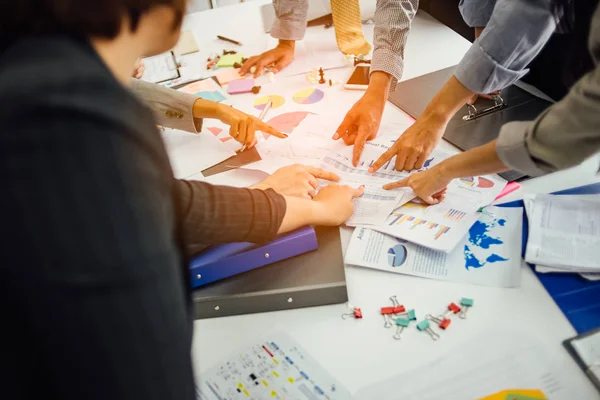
305, 166, 340, 181
383, 177, 409, 190
352, 126, 370, 167
369, 147, 396, 172
256, 120, 287, 139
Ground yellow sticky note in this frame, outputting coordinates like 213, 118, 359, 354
287, 377, 295, 383
272, 371, 279, 378
243, 389, 250, 397
271, 391, 277, 397
262, 380, 269, 387
237, 383, 244, 389
272, 358, 279, 365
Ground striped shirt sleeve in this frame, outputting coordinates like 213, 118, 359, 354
371, 0, 419, 91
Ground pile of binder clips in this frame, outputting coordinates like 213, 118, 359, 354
341, 296, 474, 341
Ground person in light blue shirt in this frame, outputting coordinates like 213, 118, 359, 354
375, 0, 562, 173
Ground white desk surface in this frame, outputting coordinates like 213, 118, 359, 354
182, 2, 600, 397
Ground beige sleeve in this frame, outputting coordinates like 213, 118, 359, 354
130, 79, 201, 133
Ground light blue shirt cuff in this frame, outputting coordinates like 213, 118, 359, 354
455, 42, 529, 94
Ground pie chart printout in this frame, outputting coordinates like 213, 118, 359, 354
293, 88, 325, 105
254, 95, 285, 110
387, 245, 408, 267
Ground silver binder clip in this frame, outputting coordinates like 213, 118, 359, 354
463, 94, 506, 121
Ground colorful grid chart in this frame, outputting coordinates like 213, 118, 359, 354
388, 213, 450, 240
445, 209, 467, 221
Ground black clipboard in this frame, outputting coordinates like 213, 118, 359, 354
192, 225, 347, 319
387, 66, 553, 182
563, 327, 600, 393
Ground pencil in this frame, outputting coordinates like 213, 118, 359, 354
239, 100, 272, 153
217, 35, 242, 46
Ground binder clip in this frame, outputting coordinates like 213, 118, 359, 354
417, 320, 440, 341
462, 94, 506, 121
459, 298, 474, 319
380, 307, 395, 328
389, 296, 406, 315
426, 314, 451, 330
477, 206, 496, 218
393, 318, 410, 340
395, 308, 416, 320
341, 307, 363, 320
440, 303, 461, 319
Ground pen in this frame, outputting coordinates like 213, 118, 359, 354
239, 100, 272, 153
217, 35, 242, 46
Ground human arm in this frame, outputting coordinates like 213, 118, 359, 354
382, 140, 506, 203
178, 179, 363, 254
372, 0, 558, 171
240, 0, 308, 76
130, 78, 285, 146
334, 0, 418, 166
383, 49, 600, 202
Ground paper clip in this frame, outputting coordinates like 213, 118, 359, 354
417, 320, 440, 341
426, 314, 451, 330
393, 318, 410, 340
459, 298, 474, 319
462, 94, 506, 121
341, 307, 363, 320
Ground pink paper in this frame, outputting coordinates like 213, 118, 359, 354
494, 181, 521, 201
227, 79, 255, 94
215, 69, 243, 85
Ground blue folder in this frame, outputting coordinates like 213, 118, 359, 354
190, 226, 319, 288
497, 182, 600, 334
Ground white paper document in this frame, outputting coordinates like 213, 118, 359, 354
525, 194, 600, 271
160, 129, 235, 179
345, 206, 523, 287
315, 143, 416, 226
354, 330, 597, 400
197, 331, 353, 400
366, 174, 505, 252
141, 51, 179, 84
334, 141, 505, 252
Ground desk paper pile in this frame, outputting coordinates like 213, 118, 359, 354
345, 206, 523, 288
525, 194, 600, 281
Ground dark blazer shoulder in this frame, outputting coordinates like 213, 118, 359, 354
0, 36, 154, 134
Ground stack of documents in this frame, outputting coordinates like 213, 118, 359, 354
524, 194, 600, 280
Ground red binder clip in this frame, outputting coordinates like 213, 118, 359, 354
342, 307, 363, 320
389, 295, 406, 314
441, 302, 461, 318
426, 314, 451, 330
